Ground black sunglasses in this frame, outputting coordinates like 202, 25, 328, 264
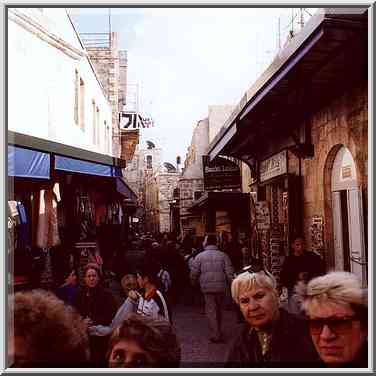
308, 316, 359, 335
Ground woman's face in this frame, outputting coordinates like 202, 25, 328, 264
84, 268, 99, 288
307, 301, 367, 366
238, 283, 279, 329
108, 339, 156, 368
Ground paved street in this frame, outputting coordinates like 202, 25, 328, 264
172, 301, 243, 367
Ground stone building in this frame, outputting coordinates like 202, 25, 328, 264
79, 31, 127, 158
179, 105, 235, 237
158, 171, 180, 233
207, 8, 368, 286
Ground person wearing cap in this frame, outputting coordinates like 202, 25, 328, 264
190, 233, 234, 343
300, 271, 368, 367
225, 264, 319, 367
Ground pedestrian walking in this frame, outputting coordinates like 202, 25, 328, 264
190, 233, 234, 343
280, 235, 325, 314
300, 271, 368, 367
107, 314, 181, 368
225, 264, 319, 367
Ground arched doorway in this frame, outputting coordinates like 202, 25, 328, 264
331, 146, 367, 286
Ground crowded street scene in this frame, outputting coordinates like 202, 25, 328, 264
6, 5, 370, 370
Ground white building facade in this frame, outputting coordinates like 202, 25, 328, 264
8, 8, 113, 155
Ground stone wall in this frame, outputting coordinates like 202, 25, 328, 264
302, 79, 367, 265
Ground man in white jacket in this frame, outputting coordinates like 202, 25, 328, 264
190, 233, 234, 343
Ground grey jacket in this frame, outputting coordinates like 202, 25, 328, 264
190, 245, 234, 293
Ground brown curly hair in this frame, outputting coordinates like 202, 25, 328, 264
107, 314, 181, 367
11, 289, 90, 367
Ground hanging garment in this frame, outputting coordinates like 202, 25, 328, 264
16, 202, 30, 250
40, 248, 54, 289
36, 189, 61, 249
8, 201, 20, 222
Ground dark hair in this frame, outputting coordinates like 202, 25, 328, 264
136, 260, 160, 286
206, 233, 217, 246
291, 234, 305, 243
107, 314, 181, 367
12, 289, 89, 367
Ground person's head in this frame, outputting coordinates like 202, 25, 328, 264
205, 233, 217, 247
107, 314, 181, 367
121, 274, 138, 296
136, 261, 160, 290
83, 264, 101, 289
151, 242, 159, 249
231, 267, 279, 329
291, 235, 305, 256
301, 271, 368, 366
10, 289, 89, 367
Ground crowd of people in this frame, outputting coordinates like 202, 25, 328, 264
9, 231, 369, 368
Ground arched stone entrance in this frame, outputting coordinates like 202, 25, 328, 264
325, 145, 367, 286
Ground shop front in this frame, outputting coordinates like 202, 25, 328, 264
207, 8, 368, 286
7, 131, 137, 293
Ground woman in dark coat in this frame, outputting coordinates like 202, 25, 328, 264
73, 263, 118, 367
225, 265, 320, 367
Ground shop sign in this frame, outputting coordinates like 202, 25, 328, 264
203, 156, 241, 191
260, 150, 287, 183
310, 215, 324, 256
255, 201, 271, 231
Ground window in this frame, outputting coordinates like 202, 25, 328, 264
194, 191, 203, 201
146, 155, 152, 169
104, 120, 110, 153
79, 77, 85, 130
96, 106, 100, 146
92, 101, 97, 144
74, 70, 79, 125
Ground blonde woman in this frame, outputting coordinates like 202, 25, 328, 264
225, 264, 318, 367
300, 271, 368, 367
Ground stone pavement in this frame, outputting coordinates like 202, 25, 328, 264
172, 301, 243, 367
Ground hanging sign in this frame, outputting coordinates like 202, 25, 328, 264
260, 150, 287, 183
203, 156, 241, 191
119, 112, 154, 129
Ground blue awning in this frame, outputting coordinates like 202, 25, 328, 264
116, 178, 138, 202
55, 155, 122, 177
8, 145, 50, 179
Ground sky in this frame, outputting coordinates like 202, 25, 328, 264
68, 7, 316, 165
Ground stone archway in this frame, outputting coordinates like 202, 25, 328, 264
324, 144, 366, 285
323, 144, 343, 270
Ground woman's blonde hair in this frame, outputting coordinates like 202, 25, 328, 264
300, 271, 368, 324
231, 270, 278, 305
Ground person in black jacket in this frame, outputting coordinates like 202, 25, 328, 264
280, 235, 325, 313
73, 264, 118, 367
225, 265, 319, 367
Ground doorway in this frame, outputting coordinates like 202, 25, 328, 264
331, 146, 366, 286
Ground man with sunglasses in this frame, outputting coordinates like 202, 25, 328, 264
301, 271, 368, 367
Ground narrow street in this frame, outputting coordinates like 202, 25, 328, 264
172, 302, 241, 367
